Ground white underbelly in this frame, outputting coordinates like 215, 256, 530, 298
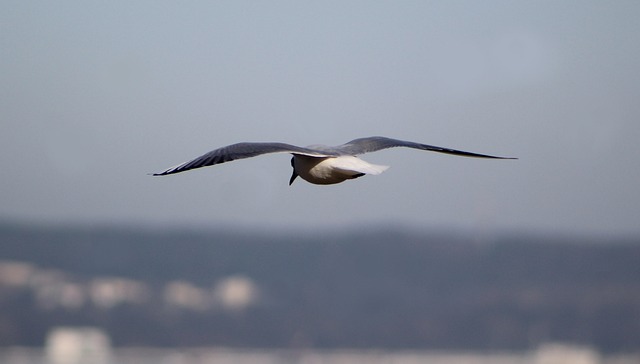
294, 155, 389, 185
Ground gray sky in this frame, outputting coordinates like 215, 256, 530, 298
1, 1, 639, 235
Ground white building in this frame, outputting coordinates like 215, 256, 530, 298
45, 327, 111, 364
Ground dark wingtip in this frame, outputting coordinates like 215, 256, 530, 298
475, 154, 518, 160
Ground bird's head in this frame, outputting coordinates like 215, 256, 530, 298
289, 156, 298, 185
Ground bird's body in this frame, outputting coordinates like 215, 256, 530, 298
291, 155, 389, 185
153, 136, 516, 185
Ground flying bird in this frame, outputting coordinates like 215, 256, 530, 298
153, 136, 516, 185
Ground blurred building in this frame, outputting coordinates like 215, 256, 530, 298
45, 327, 111, 364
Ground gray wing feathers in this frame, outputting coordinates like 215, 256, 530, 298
338, 136, 517, 159
153, 142, 330, 176
154, 137, 515, 176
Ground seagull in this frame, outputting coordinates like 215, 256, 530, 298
153, 136, 516, 185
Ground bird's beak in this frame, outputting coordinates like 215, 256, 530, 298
289, 171, 298, 185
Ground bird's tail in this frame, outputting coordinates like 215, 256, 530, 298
332, 156, 389, 176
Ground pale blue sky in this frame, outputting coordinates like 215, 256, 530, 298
1, 1, 639, 235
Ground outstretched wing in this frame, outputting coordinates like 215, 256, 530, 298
335, 136, 517, 159
153, 142, 332, 176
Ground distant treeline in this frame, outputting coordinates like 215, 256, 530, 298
0, 223, 639, 353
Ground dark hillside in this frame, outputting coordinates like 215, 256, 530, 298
0, 223, 638, 352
